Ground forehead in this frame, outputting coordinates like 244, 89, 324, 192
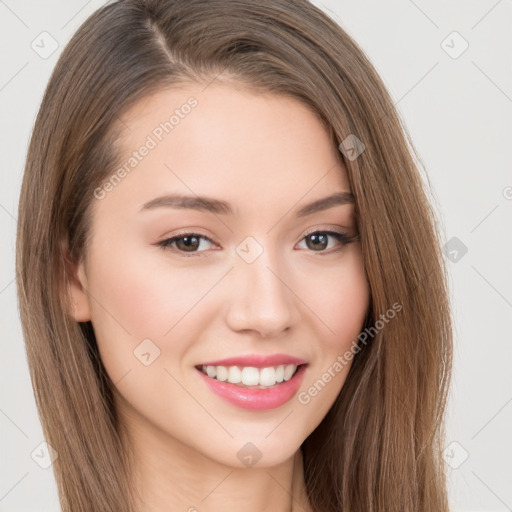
97, 82, 351, 217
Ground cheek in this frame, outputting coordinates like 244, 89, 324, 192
85, 241, 227, 380
295, 248, 369, 417
88, 246, 211, 338
306, 247, 369, 348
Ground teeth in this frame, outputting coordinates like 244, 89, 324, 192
275, 365, 285, 383
200, 364, 299, 388
241, 367, 260, 386
215, 366, 228, 381
228, 366, 242, 384
258, 367, 276, 387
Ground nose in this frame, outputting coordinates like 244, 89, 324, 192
224, 248, 299, 338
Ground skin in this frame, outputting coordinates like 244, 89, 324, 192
67, 81, 370, 512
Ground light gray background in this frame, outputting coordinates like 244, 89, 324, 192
1, 1, 511, 510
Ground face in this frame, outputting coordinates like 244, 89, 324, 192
68, 82, 370, 469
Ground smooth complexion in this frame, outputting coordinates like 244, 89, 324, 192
67, 82, 370, 512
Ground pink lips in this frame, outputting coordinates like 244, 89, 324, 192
195, 353, 308, 411
197, 353, 308, 368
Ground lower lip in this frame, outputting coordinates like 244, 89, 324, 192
196, 365, 308, 411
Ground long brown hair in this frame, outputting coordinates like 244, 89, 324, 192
16, 0, 452, 510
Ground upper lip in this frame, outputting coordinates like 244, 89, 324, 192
196, 353, 308, 368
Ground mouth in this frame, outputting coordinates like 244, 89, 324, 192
194, 363, 305, 389
194, 362, 309, 411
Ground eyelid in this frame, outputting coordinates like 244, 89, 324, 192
301, 225, 351, 238
156, 225, 357, 256
297, 226, 357, 253
156, 230, 218, 255
159, 228, 217, 244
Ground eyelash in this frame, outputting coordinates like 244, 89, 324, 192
156, 229, 357, 257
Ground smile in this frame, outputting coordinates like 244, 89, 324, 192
195, 363, 308, 411
197, 363, 300, 388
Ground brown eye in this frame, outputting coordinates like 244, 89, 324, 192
174, 235, 201, 252
158, 233, 214, 255
298, 230, 354, 253
305, 233, 329, 251
157, 230, 355, 257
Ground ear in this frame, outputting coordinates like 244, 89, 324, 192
60, 238, 91, 322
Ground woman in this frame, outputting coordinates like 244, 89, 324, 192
16, 0, 453, 510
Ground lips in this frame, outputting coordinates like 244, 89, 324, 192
196, 363, 308, 410
194, 353, 309, 410
196, 353, 308, 368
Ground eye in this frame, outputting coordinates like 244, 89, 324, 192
157, 232, 215, 256
156, 229, 357, 257
296, 230, 356, 254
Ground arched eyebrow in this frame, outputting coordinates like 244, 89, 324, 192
295, 191, 354, 217
139, 191, 354, 217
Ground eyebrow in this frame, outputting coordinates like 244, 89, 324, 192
140, 191, 354, 217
